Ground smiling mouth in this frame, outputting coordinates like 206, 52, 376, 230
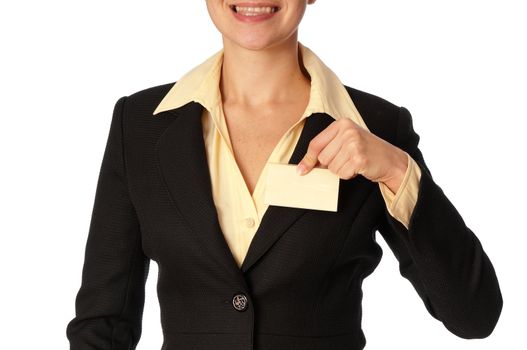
229, 5, 281, 15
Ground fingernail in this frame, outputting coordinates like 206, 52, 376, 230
297, 164, 305, 175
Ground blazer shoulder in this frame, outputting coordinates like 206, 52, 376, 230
343, 84, 403, 143
114, 81, 179, 141
122, 81, 176, 116
112, 81, 178, 154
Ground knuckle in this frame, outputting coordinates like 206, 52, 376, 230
341, 172, 351, 180
345, 141, 356, 153
308, 138, 322, 152
318, 153, 328, 165
355, 154, 368, 168
338, 167, 351, 180
341, 118, 356, 127
355, 142, 366, 155
342, 127, 357, 139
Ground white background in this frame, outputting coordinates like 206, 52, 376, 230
1, 1, 525, 349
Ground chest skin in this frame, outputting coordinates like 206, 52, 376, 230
222, 97, 311, 196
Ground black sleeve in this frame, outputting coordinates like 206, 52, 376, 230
376, 106, 503, 339
66, 96, 150, 349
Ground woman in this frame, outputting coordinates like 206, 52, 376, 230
66, 1, 502, 349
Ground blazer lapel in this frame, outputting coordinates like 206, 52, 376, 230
155, 102, 243, 279
155, 101, 335, 277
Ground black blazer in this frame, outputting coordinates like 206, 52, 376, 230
66, 82, 502, 350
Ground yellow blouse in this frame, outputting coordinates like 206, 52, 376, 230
153, 42, 422, 268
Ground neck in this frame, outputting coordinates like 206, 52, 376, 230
220, 34, 310, 107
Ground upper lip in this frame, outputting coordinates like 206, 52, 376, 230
229, 2, 281, 9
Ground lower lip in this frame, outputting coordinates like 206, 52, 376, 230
231, 8, 279, 23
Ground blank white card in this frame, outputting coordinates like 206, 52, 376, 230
264, 163, 340, 212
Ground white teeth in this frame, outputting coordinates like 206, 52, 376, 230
234, 6, 278, 15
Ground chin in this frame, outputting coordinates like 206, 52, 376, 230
234, 39, 276, 51
225, 31, 295, 52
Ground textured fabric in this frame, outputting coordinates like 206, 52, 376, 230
65, 81, 502, 349
152, 42, 421, 266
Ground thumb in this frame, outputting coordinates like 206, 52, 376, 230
297, 150, 319, 176
296, 122, 338, 175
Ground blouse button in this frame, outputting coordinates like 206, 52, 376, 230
245, 217, 255, 228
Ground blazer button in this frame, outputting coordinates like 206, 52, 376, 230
232, 293, 249, 312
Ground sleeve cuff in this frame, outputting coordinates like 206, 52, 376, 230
378, 152, 422, 229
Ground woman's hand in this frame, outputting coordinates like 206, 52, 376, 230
297, 118, 409, 194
